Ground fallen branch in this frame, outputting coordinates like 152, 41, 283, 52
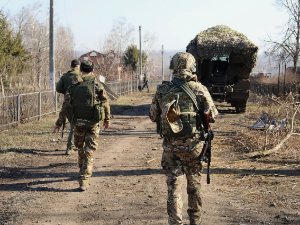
248, 132, 294, 157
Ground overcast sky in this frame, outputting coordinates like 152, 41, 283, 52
1, 0, 288, 54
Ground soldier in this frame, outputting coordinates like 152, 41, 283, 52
141, 73, 149, 92
53, 60, 110, 191
56, 59, 81, 155
149, 52, 218, 225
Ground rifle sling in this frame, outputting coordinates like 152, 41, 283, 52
171, 78, 201, 111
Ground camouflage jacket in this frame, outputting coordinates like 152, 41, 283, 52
56, 67, 81, 95
143, 75, 149, 83
56, 74, 110, 126
149, 70, 218, 152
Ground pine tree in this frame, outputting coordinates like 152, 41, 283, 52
124, 44, 147, 76
0, 12, 29, 95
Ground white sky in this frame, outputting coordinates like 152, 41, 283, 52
1, 0, 288, 54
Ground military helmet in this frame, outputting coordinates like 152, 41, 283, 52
71, 59, 80, 68
80, 60, 94, 72
169, 52, 196, 72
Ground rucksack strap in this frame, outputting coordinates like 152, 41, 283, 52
171, 78, 201, 111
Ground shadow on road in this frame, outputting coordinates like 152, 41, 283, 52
111, 104, 150, 116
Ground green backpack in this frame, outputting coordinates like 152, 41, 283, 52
71, 75, 104, 122
159, 79, 204, 138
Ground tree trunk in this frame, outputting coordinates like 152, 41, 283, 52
295, 0, 300, 78
0, 74, 4, 97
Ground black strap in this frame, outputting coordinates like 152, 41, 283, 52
171, 78, 201, 110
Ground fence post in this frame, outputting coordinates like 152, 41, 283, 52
17, 94, 20, 126
38, 90, 41, 120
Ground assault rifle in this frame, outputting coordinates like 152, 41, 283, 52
199, 109, 214, 184
61, 118, 66, 138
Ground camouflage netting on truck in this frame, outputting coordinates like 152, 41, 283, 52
186, 25, 258, 70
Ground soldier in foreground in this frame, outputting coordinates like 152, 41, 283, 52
53, 60, 110, 191
56, 59, 81, 155
149, 52, 218, 225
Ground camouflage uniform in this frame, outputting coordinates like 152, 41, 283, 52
141, 74, 149, 92
56, 65, 81, 151
149, 52, 218, 225
56, 72, 110, 188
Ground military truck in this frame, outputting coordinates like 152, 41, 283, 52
186, 25, 258, 112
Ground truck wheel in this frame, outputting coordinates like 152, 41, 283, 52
236, 106, 246, 113
235, 103, 246, 113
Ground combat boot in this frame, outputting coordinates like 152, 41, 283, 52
65, 148, 76, 155
80, 184, 90, 191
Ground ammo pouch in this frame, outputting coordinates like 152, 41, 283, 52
172, 112, 204, 139
94, 104, 105, 122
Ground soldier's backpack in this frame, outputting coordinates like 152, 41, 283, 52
71, 75, 104, 122
159, 79, 204, 138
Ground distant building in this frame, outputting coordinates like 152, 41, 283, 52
79, 50, 122, 81
286, 66, 300, 76
250, 72, 271, 82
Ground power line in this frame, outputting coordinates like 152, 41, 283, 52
0, 0, 11, 12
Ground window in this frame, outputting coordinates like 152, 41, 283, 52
211, 55, 229, 77
90, 52, 97, 57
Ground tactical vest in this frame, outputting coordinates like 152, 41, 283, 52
71, 75, 104, 121
159, 81, 203, 138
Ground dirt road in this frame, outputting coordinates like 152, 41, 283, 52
0, 91, 299, 225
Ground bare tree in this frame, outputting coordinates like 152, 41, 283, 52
55, 26, 76, 77
264, 0, 300, 77
12, 3, 75, 90
98, 17, 135, 80
142, 32, 157, 78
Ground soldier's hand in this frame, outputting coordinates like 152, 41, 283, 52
52, 125, 61, 134
103, 122, 109, 130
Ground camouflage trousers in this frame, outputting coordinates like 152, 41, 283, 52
161, 148, 203, 225
74, 121, 100, 186
66, 116, 75, 150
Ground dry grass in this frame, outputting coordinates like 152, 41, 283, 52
0, 114, 59, 154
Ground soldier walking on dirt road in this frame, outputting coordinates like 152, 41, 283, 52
141, 73, 149, 92
56, 59, 81, 155
149, 52, 218, 225
53, 60, 110, 191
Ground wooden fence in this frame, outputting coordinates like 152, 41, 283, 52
250, 82, 299, 96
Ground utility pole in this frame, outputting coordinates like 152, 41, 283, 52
170, 55, 172, 81
278, 63, 280, 95
49, 0, 55, 90
162, 45, 164, 81
284, 63, 286, 94
138, 25, 142, 91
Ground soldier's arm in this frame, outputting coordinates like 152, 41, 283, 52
149, 93, 161, 122
55, 88, 72, 126
96, 82, 110, 124
56, 73, 67, 94
200, 85, 218, 122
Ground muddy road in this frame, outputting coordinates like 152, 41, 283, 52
0, 91, 299, 225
